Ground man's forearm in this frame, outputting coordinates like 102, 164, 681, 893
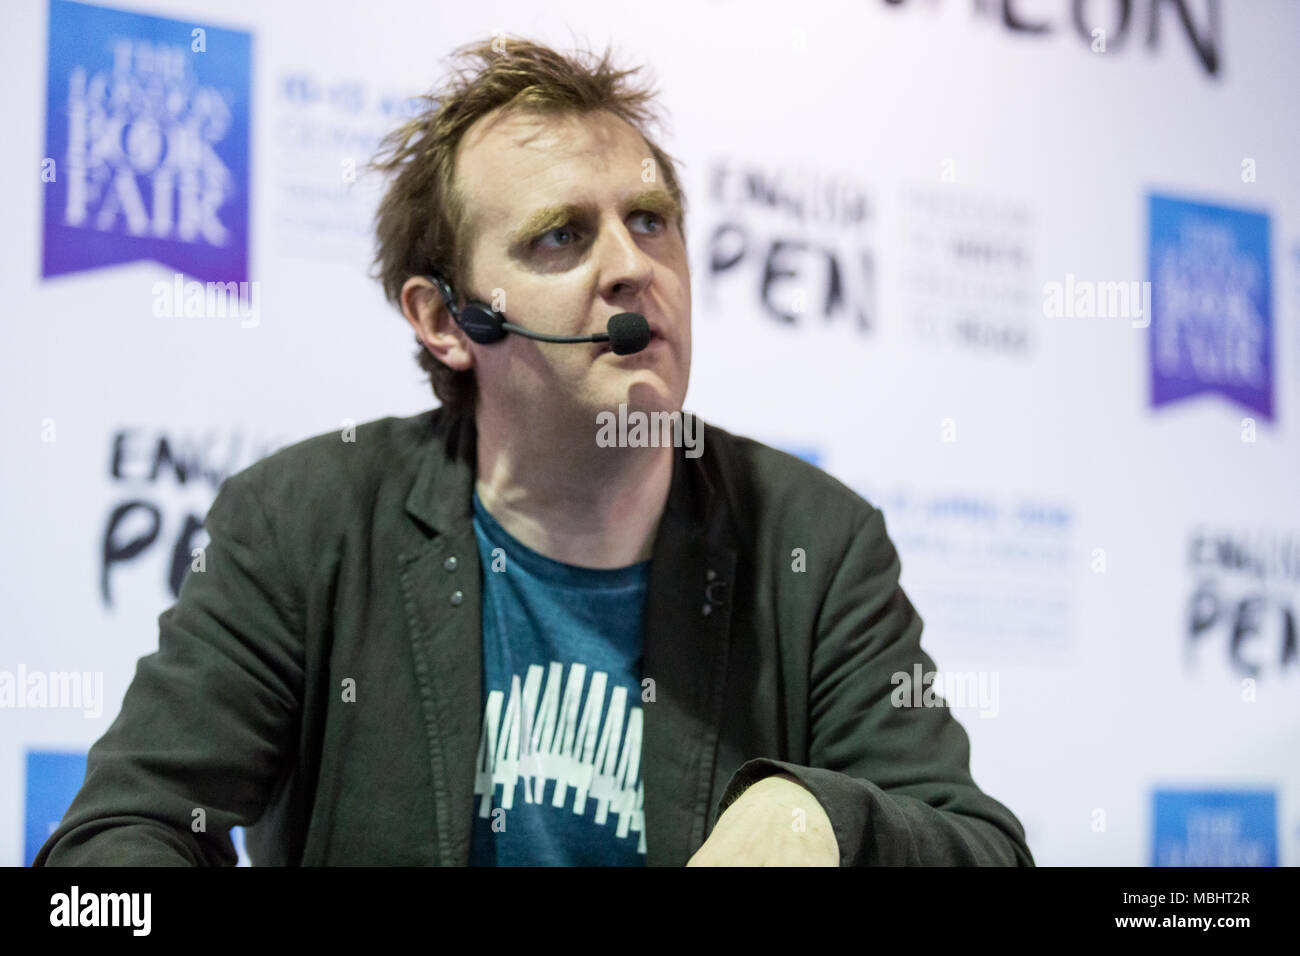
36, 817, 224, 867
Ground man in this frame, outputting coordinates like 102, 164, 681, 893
35, 37, 1033, 867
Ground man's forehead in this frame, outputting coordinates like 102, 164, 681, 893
455, 107, 654, 233
459, 104, 636, 162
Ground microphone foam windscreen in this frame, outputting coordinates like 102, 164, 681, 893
608, 313, 651, 355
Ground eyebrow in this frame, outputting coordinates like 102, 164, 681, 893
506, 189, 681, 248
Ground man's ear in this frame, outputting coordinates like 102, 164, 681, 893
400, 275, 474, 372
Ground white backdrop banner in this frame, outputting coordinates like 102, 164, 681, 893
2, 0, 1297, 866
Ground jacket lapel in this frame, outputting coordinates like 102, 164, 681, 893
641, 431, 738, 866
399, 411, 482, 866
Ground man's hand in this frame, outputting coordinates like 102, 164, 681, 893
686, 772, 840, 866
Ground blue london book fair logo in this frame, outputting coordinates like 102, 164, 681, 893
1152, 789, 1276, 866
42, 0, 252, 282
24, 751, 87, 866
1147, 194, 1273, 421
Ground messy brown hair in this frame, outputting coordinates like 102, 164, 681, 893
368, 35, 688, 416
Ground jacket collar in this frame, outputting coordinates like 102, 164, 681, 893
404, 408, 478, 535
404, 407, 727, 537
400, 407, 739, 866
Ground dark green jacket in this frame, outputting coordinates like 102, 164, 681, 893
35, 408, 1033, 866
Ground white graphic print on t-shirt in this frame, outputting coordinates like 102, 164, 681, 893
474, 659, 646, 854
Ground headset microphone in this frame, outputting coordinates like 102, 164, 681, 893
427, 274, 652, 356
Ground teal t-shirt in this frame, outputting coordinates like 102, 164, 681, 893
468, 490, 649, 865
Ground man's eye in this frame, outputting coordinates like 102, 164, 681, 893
633, 211, 664, 232
536, 226, 578, 249
533, 213, 663, 250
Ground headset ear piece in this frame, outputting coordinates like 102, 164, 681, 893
427, 274, 458, 314
457, 302, 507, 344
424, 273, 505, 344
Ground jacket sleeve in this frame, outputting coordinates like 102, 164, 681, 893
715, 505, 1034, 866
33, 466, 304, 866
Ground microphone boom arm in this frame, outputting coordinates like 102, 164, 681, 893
499, 322, 611, 344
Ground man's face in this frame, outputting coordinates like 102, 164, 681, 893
453, 107, 691, 426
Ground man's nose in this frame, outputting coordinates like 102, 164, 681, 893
596, 216, 655, 302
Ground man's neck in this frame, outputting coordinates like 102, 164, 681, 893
472, 404, 674, 569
